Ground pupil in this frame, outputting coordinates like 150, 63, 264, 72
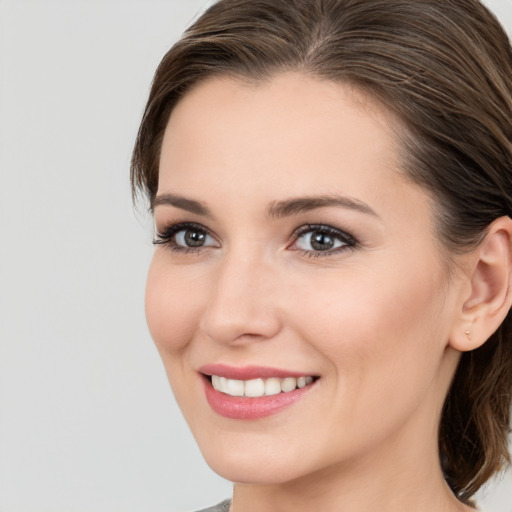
311, 232, 334, 251
185, 230, 206, 247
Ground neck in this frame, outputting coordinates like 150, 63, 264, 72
231, 406, 475, 512
232, 456, 473, 512
232, 469, 472, 512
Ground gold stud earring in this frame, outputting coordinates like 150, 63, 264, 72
465, 330, 472, 340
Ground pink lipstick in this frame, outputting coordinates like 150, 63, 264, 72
199, 364, 318, 420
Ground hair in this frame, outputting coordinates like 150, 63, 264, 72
131, 0, 512, 504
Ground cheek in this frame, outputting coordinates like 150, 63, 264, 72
291, 261, 449, 398
282, 264, 453, 459
145, 254, 206, 354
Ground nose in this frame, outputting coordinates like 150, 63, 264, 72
200, 250, 282, 346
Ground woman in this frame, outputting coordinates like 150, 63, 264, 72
131, 0, 512, 510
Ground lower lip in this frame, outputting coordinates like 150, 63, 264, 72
203, 377, 316, 420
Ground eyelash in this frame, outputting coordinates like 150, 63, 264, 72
290, 224, 358, 257
153, 222, 215, 255
152, 222, 358, 257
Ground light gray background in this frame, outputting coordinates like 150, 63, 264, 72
0, 1, 511, 511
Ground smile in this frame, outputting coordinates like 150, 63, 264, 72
200, 366, 319, 420
211, 375, 314, 397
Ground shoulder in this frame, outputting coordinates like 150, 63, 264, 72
194, 499, 231, 512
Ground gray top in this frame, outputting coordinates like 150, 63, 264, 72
195, 499, 231, 512
193, 498, 483, 511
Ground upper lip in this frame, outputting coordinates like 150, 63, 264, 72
199, 363, 316, 380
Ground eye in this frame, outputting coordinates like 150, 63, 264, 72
153, 222, 219, 253
175, 228, 211, 248
290, 224, 357, 256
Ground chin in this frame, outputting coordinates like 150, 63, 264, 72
204, 453, 305, 485
199, 436, 314, 485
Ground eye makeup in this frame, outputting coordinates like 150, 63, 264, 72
153, 219, 359, 259
153, 221, 219, 254
289, 223, 359, 258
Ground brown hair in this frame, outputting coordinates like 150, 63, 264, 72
131, 0, 512, 503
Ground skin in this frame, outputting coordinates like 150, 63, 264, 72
146, 72, 487, 512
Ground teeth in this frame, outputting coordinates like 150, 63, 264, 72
225, 378, 244, 397
211, 375, 228, 394
211, 375, 315, 397
281, 377, 297, 393
264, 378, 282, 396
245, 378, 265, 397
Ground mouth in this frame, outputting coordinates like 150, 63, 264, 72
199, 365, 319, 419
209, 374, 315, 397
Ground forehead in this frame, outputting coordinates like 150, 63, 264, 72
159, 72, 404, 197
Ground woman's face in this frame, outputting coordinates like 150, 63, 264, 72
146, 73, 467, 484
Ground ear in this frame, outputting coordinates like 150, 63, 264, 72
449, 216, 512, 352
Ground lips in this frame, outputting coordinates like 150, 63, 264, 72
199, 364, 319, 419
211, 375, 314, 397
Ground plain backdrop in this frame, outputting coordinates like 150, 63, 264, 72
0, 1, 511, 511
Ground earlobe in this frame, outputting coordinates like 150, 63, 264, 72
449, 216, 512, 352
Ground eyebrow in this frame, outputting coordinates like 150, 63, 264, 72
152, 192, 378, 219
267, 195, 379, 219
152, 193, 211, 216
